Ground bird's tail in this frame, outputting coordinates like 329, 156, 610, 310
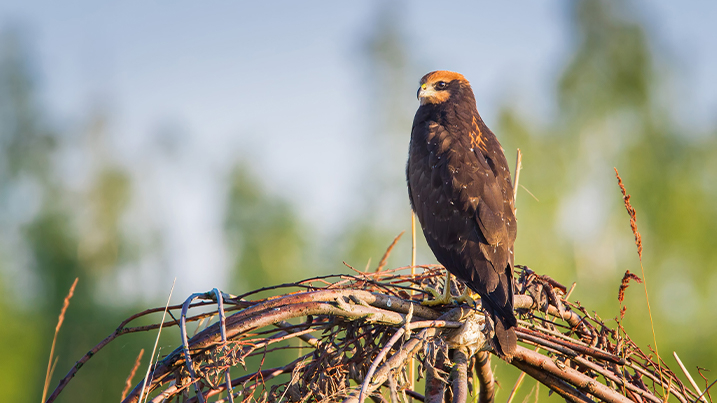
485, 305, 517, 360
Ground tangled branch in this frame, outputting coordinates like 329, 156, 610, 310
45, 264, 706, 403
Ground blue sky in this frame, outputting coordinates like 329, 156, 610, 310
1, 1, 715, 298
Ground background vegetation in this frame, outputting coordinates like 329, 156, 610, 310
1, 0, 715, 401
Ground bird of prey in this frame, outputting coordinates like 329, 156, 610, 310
407, 71, 518, 358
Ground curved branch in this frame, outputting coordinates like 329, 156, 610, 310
451, 348, 469, 403
474, 351, 494, 403
512, 346, 633, 403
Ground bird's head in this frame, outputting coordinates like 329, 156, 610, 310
417, 70, 470, 105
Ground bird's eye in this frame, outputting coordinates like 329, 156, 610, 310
435, 81, 447, 90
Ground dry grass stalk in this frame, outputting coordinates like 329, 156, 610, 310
618, 270, 642, 304
614, 167, 665, 396
615, 167, 642, 259
375, 231, 404, 272
42, 277, 78, 403
673, 352, 708, 403
513, 148, 522, 207
618, 270, 643, 320
121, 349, 145, 401
138, 278, 175, 403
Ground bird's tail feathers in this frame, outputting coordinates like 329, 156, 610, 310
485, 306, 517, 360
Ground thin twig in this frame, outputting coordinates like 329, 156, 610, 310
694, 379, 717, 403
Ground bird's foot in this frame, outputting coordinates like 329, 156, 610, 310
455, 288, 479, 308
421, 272, 454, 306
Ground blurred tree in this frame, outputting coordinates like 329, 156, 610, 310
0, 28, 149, 403
499, 1, 717, 398
224, 163, 310, 292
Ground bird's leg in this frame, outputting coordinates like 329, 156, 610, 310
422, 271, 454, 306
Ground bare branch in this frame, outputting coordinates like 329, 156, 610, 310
474, 351, 494, 403
451, 348, 469, 403
42, 265, 693, 403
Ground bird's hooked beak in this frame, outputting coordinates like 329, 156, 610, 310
417, 83, 435, 105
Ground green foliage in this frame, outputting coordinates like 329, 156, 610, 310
225, 164, 311, 291
497, 0, 717, 399
0, 28, 148, 403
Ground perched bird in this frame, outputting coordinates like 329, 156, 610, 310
407, 71, 518, 358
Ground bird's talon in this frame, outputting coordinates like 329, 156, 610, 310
455, 288, 479, 308
421, 272, 455, 306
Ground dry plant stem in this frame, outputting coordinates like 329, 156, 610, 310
694, 379, 717, 403
451, 348, 469, 403
121, 349, 145, 401
520, 331, 674, 403
346, 309, 465, 403
564, 282, 576, 301
615, 168, 665, 397
274, 320, 331, 351
512, 346, 632, 403
628, 363, 689, 403
506, 367, 527, 403
46, 328, 122, 402
376, 231, 404, 272
673, 352, 707, 403
474, 351, 494, 403
42, 277, 78, 403
138, 279, 176, 403
513, 148, 522, 208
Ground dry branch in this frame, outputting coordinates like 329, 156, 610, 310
44, 265, 705, 403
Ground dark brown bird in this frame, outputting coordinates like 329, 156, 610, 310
407, 71, 518, 358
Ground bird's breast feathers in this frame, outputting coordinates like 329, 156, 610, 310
409, 116, 515, 248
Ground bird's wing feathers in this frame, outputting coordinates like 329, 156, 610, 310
409, 116, 516, 284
